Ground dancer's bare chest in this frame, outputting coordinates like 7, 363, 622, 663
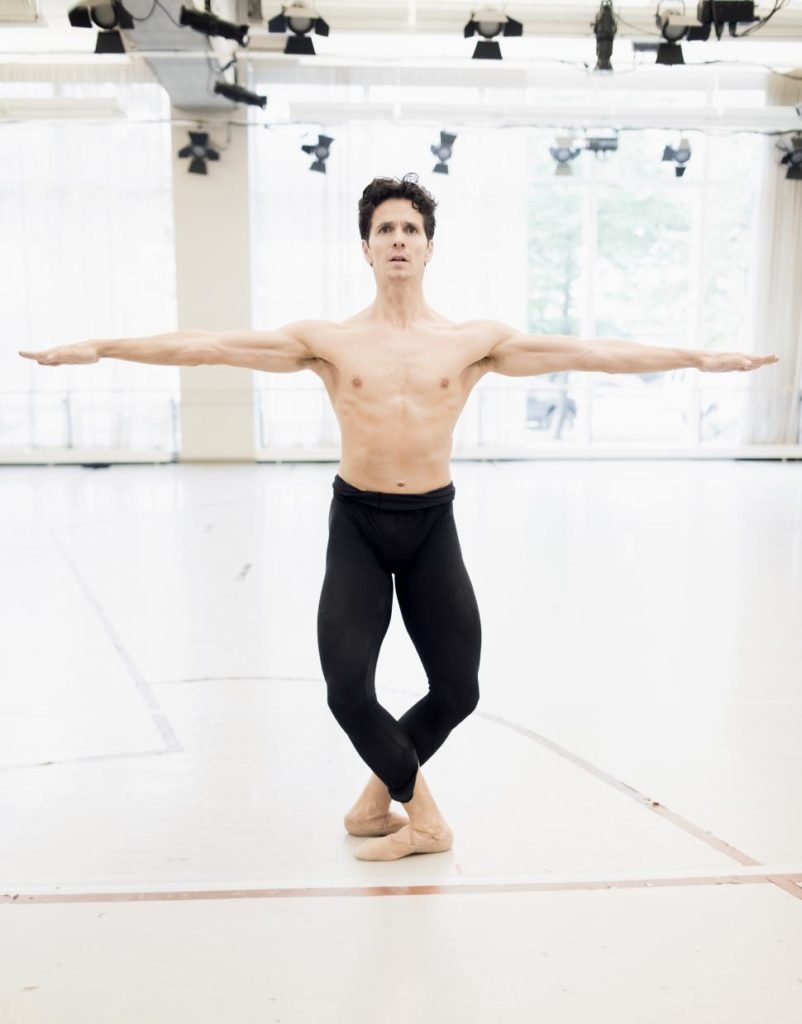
307, 323, 489, 418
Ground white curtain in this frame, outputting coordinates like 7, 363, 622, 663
0, 64, 179, 452
740, 70, 802, 445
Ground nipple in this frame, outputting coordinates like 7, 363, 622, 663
440, 378, 449, 388
352, 377, 362, 387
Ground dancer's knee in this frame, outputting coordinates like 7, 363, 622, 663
441, 674, 480, 723
458, 678, 480, 719
326, 682, 373, 727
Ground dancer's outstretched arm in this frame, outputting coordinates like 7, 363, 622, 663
19, 322, 323, 372
473, 320, 780, 376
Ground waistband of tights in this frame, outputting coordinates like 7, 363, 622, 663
332, 473, 455, 510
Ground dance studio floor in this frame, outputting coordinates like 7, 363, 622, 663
2, 458, 801, 1022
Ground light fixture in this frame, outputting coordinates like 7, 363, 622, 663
178, 131, 220, 176
463, 7, 523, 60
212, 59, 267, 110
549, 136, 583, 177
652, 0, 713, 65
302, 134, 334, 173
662, 137, 692, 176
268, 2, 329, 55
696, 0, 759, 41
585, 131, 619, 158
67, 1, 134, 54
778, 134, 802, 181
592, 0, 617, 72
179, 5, 249, 46
431, 132, 457, 175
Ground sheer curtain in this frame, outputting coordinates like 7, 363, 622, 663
740, 69, 802, 445
0, 64, 179, 454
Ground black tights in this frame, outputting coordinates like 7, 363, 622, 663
317, 474, 482, 803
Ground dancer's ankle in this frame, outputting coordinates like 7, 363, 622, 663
408, 815, 449, 836
347, 799, 390, 819
401, 770, 448, 832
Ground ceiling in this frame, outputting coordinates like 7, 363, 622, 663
1, 1, 801, 128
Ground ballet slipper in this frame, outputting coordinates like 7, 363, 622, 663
353, 823, 454, 861
343, 810, 409, 837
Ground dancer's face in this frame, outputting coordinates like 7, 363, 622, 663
362, 198, 433, 280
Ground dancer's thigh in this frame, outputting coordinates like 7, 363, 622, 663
317, 499, 393, 691
394, 505, 481, 683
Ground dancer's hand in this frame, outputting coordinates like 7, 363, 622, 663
18, 341, 100, 366
698, 352, 779, 373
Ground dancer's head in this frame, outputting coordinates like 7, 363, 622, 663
359, 173, 437, 280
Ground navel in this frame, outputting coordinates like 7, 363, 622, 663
396, 481, 405, 488
352, 376, 362, 387
440, 377, 450, 389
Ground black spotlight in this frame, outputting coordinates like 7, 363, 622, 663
653, 9, 688, 65
586, 132, 619, 157
696, 0, 759, 41
179, 5, 249, 46
662, 137, 692, 177
592, 0, 617, 72
464, 7, 523, 60
67, 1, 134, 54
178, 131, 220, 176
431, 132, 457, 174
549, 136, 583, 176
268, 2, 330, 55
213, 80, 267, 110
636, 5, 714, 63
778, 134, 802, 181
302, 134, 333, 173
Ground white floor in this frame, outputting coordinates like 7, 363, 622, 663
1, 459, 801, 1023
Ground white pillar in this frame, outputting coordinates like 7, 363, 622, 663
171, 116, 255, 461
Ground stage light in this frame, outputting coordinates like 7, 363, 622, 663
549, 136, 583, 177
431, 132, 457, 175
177, 131, 220, 176
696, 0, 759, 41
268, 2, 330, 55
592, 0, 617, 73
67, 1, 134, 54
302, 134, 334, 173
178, 5, 249, 46
778, 134, 802, 181
662, 137, 693, 177
463, 7, 523, 60
213, 81, 267, 110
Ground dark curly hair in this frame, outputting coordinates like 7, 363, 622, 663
358, 173, 438, 242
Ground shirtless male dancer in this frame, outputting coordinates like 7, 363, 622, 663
20, 173, 778, 862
